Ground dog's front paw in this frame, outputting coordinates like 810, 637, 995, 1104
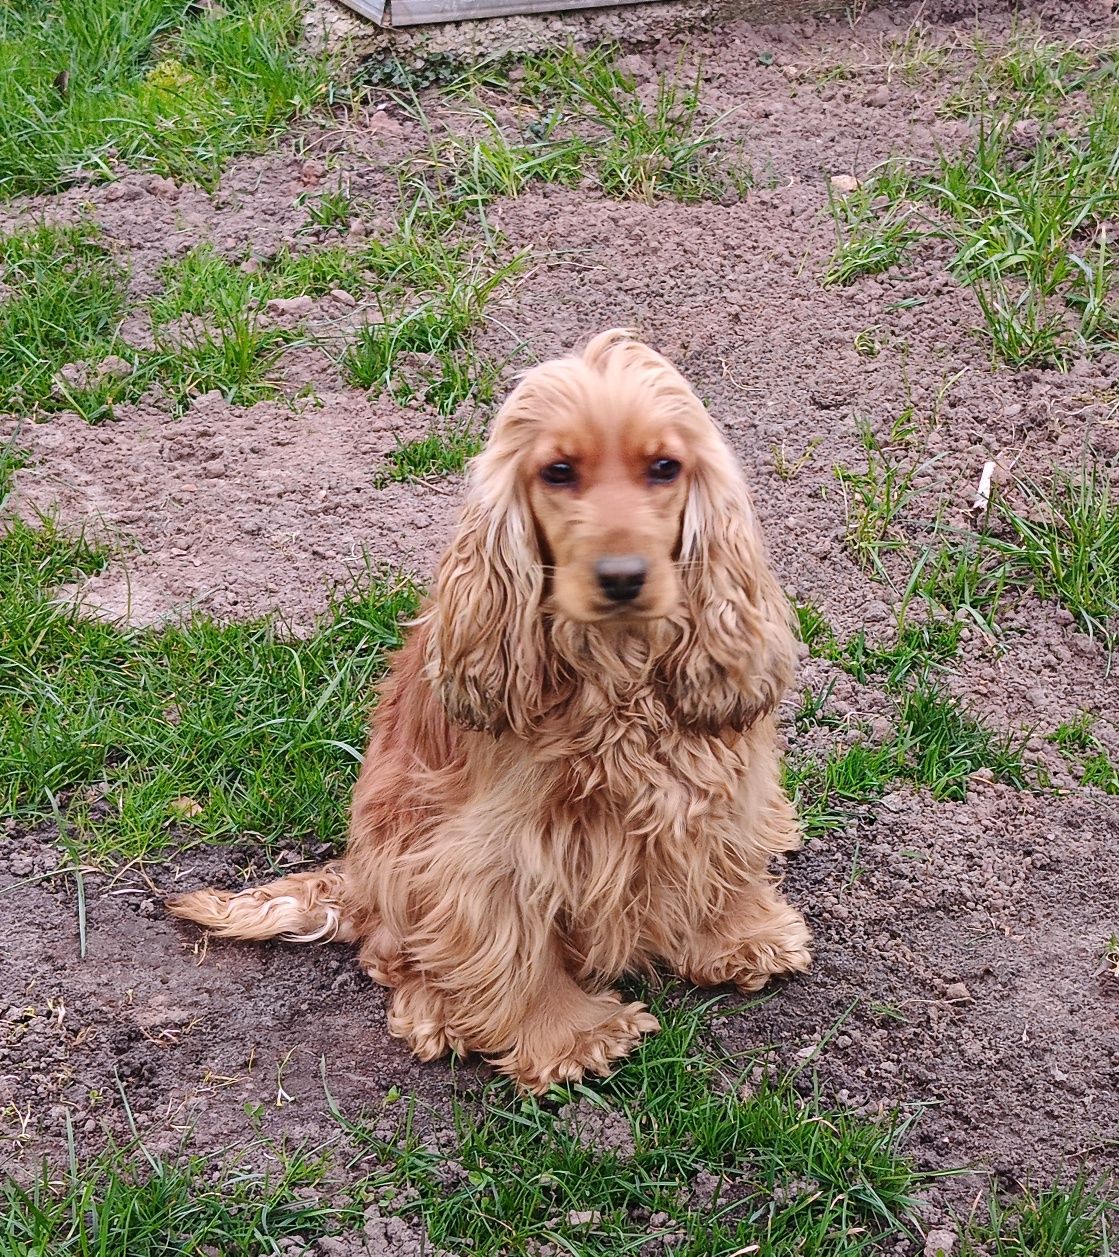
731, 911, 813, 994
388, 981, 467, 1062
495, 996, 660, 1094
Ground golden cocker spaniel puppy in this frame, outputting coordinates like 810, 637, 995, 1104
169, 329, 811, 1092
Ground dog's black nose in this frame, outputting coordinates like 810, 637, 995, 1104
596, 555, 647, 602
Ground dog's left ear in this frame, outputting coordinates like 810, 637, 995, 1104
663, 443, 796, 736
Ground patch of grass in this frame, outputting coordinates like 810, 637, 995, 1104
342, 255, 520, 412
374, 424, 483, 486
959, 1177, 1118, 1257
0, 223, 141, 421
824, 181, 916, 287
353, 1000, 925, 1255
834, 417, 929, 577
418, 107, 588, 225
0, 0, 333, 198
993, 469, 1119, 648
155, 301, 295, 409
795, 601, 962, 688
520, 47, 726, 203
942, 26, 1099, 120
895, 675, 1030, 800
0, 443, 418, 859
788, 641, 1030, 835
830, 34, 1119, 366
302, 183, 354, 234
1048, 712, 1119, 795
0, 1142, 357, 1255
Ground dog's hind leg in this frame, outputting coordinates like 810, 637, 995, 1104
166, 862, 356, 943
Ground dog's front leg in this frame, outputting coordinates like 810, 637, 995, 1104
387, 827, 659, 1093
677, 878, 812, 994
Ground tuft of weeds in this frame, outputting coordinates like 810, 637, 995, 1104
352, 1000, 925, 1255
0, 1142, 358, 1255
773, 436, 822, 481
958, 1177, 1118, 1257
301, 183, 354, 234
417, 107, 588, 227
993, 468, 1119, 649
374, 424, 483, 485
0, 0, 334, 199
1048, 712, 1119, 795
0, 222, 140, 420
155, 301, 295, 410
824, 179, 916, 287
834, 417, 929, 577
942, 26, 1097, 120
520, 47, 727, 203
0, 440, 418, 860
894, 676, 1030, 800
794, 601, 962, 688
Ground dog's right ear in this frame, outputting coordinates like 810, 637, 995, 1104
424, 456, 547, 737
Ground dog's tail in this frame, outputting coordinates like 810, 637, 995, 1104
166, 861, 356, 943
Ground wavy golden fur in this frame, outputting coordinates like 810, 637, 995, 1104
168, 330, 811, 1092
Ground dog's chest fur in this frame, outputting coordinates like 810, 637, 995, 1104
517, 687, 775, 980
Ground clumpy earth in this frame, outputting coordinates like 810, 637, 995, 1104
2, 0, 1117, 1230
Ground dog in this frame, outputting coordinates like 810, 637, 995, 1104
168, 329, 811, 1093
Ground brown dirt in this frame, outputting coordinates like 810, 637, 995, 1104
2, 0, 1118, 1230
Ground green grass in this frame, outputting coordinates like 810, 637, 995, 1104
374, 424, 484, 485
959, 1178, 1118, 1256
836, 38, 1119, 367
833, 416, 930, 577
795, 601, 962, 688
788, 611, 1031, 836
0, 223, 140, 421
0, 0, 333, 198
349, 999, 926, 1255
0, 446, 417, 860
824, 180, 916, 287
942, 26, 1101, 120
1, 1142, 359, 1256
1048, 713, 1119, 795
993, 469, 1119, 649
155, 300, 295, 409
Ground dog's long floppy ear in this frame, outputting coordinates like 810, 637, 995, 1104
664, 428, 796, 736
423, 416, 548, 737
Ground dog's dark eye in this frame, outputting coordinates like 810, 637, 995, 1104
648, 458, 682, 483
540, 462, 577, 486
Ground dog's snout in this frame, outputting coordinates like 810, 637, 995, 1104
595, 555, 647, 603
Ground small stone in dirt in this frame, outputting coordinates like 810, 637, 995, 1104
266, 295, 314, 317
945, 982, 971, 1002
566, 1210, 601, 1227
52, 361, 91, 395
368, 111, 403, 136
925, 1228, 957, 1256
330, 288, 357, 307
299, 159, 326, 185
95, 355, 133, 382
348, 218, 368, 238
863, 84, 890, 107
829, 174, 860, 196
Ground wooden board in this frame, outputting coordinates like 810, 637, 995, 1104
389, 0, 658, 24
331, 0, 898, 31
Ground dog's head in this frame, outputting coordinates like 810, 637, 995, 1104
426, 330, 794, 736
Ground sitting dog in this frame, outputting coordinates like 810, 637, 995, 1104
168, 329, 811, 1092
